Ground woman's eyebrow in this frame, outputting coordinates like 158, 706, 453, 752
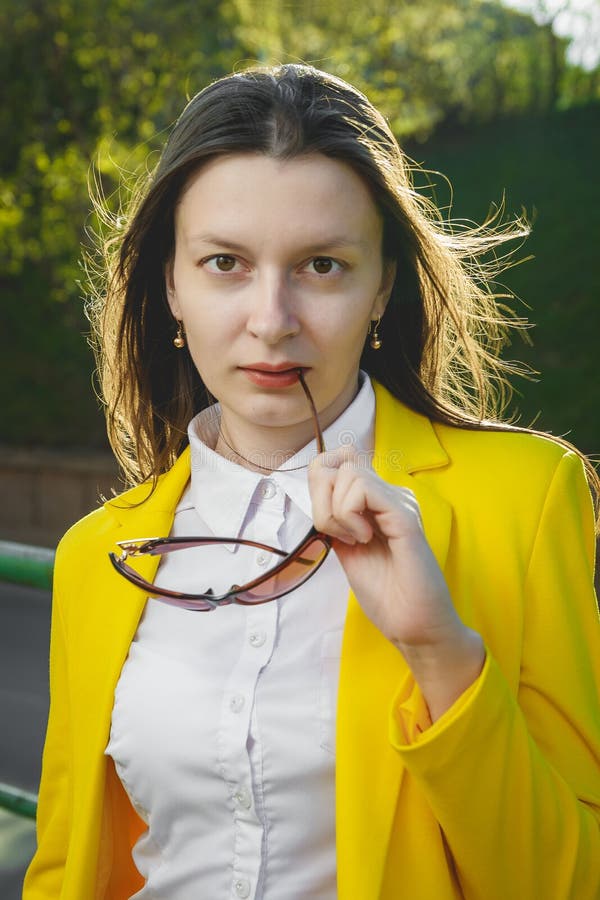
186, 233, 367, 253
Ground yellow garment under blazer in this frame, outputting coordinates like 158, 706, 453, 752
24, 382, 600, 899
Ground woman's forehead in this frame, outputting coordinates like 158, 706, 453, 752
175, 152, 383, 247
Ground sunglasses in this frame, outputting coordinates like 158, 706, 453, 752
108, 370, 331, 611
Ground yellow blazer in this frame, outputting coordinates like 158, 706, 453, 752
24, 383, 600, 899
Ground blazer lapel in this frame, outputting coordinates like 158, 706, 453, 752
336, 384, 453, 899
72, 450, 193, 783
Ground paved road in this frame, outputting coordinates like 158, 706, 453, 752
0, 581, 51, 899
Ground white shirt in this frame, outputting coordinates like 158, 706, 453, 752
105, 374, 376, 899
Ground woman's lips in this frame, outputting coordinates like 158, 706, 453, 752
240, 366, 308, 388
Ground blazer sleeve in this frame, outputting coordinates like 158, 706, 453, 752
22, 577, 72, 898
389, 450, 600, 900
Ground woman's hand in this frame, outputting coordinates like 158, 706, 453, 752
308, 446, 485, 721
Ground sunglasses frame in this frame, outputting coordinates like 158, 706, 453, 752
108, 369, 331, 611
109, 530, 330, 610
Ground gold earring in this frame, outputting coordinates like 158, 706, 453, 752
369, 316, 382, 350
173, 321, 185, 349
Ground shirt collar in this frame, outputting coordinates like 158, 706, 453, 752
185, 371, 376, 538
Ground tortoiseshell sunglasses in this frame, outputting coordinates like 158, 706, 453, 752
109, 370, 331, 611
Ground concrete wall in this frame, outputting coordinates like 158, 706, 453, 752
0, 447, 121, 549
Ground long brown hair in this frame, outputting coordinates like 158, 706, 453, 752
87, 63, 599, 522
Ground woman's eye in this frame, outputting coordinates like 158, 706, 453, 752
203, 255, 238, 273
310, 257, 342, 275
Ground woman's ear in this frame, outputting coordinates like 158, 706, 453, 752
373, 259, 397, 318
165, 266, 181, 318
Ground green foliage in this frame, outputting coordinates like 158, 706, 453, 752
227, 0, 576, 137
0, 0, 598, 450
0, 0, 242, 447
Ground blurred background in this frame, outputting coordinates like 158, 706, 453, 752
1, 0, 599, 893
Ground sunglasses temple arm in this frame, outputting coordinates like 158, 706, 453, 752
296, 369, 325, 454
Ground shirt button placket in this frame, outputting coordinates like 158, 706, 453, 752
260, 479, 277, 500
229, 693, 245, 713
234, 787, 252, 810
220, 603, 276, 900
234, 878, 251, 898
249, 630, 267, 648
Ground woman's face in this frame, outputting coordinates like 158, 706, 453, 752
167, 152, 395, 448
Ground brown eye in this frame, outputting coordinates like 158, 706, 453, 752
312, 257, 333, 274
215, 255, 236, 272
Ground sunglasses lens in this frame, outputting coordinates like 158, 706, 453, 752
234, 537, 329, 603
110, 554, 218, 610
112, 537, 329, 609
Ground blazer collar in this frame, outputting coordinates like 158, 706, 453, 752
372, 381, 451, 576
372, 380, 450, 476
103, 446, 192, 530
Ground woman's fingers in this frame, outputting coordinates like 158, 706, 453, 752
308, 455, 359, 544
308, 446, 421, 544
309, 446, 469, 667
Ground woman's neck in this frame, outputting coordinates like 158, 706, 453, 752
214, 416, 315, 473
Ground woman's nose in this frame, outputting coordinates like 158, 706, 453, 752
245, 270, 300, 344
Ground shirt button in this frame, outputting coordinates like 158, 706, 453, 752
234, 879, 251, 898
256, 552, 270, 567
229, 694, 245, 713
249, 630, 266, 648
260, 480, 276, 499
234, 787, 252, 809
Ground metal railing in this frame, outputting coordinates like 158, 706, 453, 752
0, 783, 37, 821
0, 541, 53, 820
0, 540, 55, 590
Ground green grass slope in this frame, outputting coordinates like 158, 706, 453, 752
413, 103, 600, 456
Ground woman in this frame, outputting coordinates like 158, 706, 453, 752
24, 64, 600, 899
